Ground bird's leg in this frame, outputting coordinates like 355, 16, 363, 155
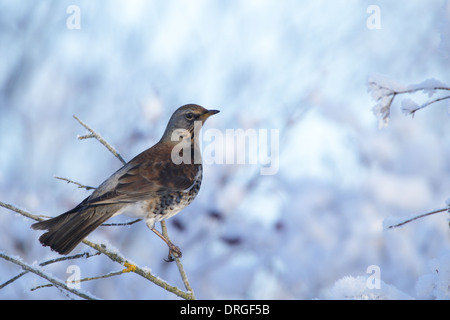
151, 227, 182, 262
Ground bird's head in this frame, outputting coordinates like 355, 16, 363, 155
161, 104, 219, 142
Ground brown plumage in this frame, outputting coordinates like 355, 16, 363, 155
32, 104, 219, 258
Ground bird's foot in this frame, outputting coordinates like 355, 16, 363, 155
164, 243, 182, 262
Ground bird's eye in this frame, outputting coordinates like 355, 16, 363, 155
185, 112, 194, 120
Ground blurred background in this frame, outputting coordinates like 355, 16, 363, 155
0, 0, 449, 299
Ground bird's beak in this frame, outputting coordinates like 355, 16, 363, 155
200, 109, 220, 122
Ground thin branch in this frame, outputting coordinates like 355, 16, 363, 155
36, 261, 136, 291
1, 250, 101, 289
101, 219, 141, 227
0, 270, 27, 289
405, 95, 450, 115
39, 251, 101, 267
0, 201, 44, 222
32, 266, 130, 292
0, 252, 97, 300
387, 207, 448, 229
161, 221, 195, 298
394, 87, 450, 95
73, 115, 127, 165
54, 176, 96, 190
0, 201, 195, 300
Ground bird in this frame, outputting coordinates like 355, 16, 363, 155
32, 104, 219, 261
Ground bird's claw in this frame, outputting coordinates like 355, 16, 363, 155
164, 244, 182, 262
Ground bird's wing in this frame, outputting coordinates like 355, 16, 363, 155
85, 151, 200, 206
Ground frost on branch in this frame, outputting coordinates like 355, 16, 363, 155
368, 74, 407, 129
368, 74, 450, 128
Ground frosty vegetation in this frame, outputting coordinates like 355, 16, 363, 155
1, 1, 449, 300
368, 74, 450, 129
367, 74, 450, 231
364, 74, 450, 299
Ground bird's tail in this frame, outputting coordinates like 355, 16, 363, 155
31, 205, 115, 255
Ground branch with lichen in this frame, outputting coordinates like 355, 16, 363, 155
0, 201, 195, 300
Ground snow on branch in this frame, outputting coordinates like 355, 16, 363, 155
369, 76, 450, 232
368, 74, 450, 128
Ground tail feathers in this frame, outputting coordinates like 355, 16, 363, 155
31, 206, 115, 255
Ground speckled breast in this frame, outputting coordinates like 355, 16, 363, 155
155, 166, 203, 220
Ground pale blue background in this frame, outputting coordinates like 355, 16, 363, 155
0, 0, 449, 299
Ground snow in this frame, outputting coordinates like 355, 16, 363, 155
0, 0, 449, 300
416, 252, 450, 299
321, 275, 414, 300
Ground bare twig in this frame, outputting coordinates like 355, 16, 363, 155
39, 251, 101, 267
54, 176, 96, 190
32, 265, 132, 291
73, 115, 127, 165
387, 207, 448, 229
0, 270, 27, 289
370, 83, 450, 97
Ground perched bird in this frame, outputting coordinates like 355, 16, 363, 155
32, 104, 219, 260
